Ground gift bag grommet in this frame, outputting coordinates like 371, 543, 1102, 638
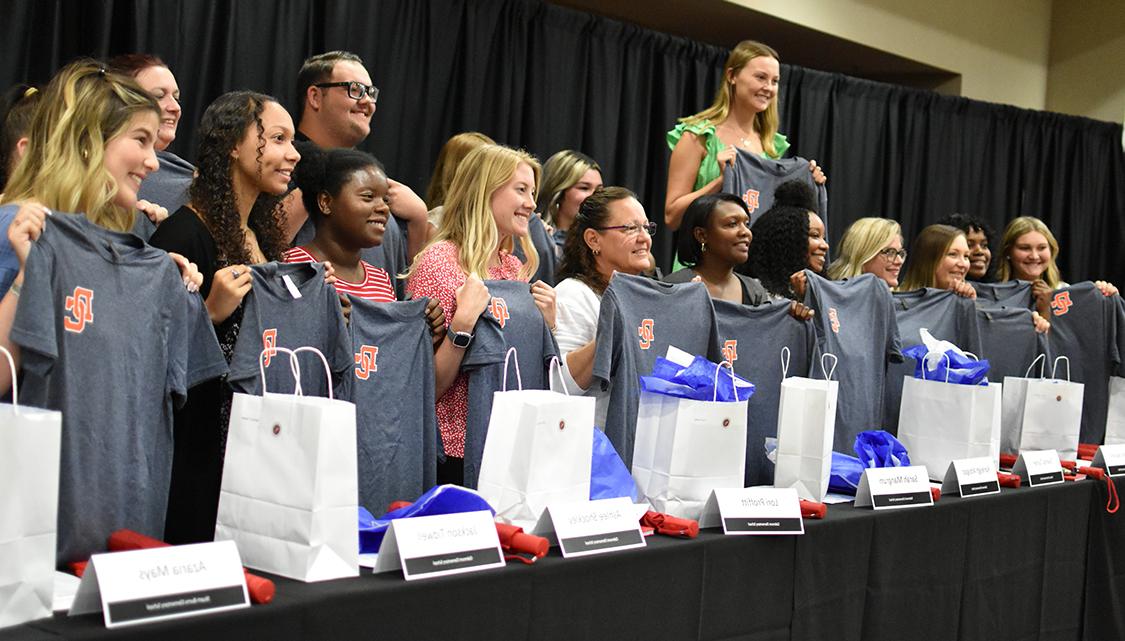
1056, 395, 1062, 402
272, 423, 281, 435
722, 418, 730, 428
558, 420, 566, 430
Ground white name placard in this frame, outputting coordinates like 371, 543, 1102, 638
1013, 449, 1065, 487
537, 497, 646, 558
704, 487, 804, 535
373, 510, 504, 580
1092, 444, 1125, 477
68, 541, 249, 628
854, 466, 934, 510
941, 457, 1001, 498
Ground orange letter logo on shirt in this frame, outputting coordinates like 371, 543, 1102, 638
354, 345, 379, 380
489, 297, 510, 329
722, 339, 738, 364
261, 328, 278, 367
828, 307, 841, 334
742, 189, 760, 214
63, 287, 94, 333
638, 319, 655, 350
1050, 291, 1073, 316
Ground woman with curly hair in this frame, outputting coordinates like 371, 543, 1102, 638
744, 180, 828, 300
148, 90, 300, 543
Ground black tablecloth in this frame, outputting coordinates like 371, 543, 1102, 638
6, 480, 1123, 641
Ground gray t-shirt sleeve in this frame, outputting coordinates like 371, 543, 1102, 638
462, 311, 507, 370
10, 239, 58, 372
591, 288, 619, 389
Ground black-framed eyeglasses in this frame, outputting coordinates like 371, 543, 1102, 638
314, 81, 379, 102
594, 221, 657, 237
877, 248, 908, 261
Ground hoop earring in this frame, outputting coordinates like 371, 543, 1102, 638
592, 248, 601, 257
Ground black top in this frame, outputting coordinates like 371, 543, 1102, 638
664, 267, 770, 306
149, 206, 220, 298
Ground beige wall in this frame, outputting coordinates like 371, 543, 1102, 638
1045, 0, 1125, 124
725, 0, 1054, 110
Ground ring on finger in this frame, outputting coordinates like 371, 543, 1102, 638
231, 269, 241, 279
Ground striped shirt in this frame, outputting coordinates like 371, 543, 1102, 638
283, 246, 396, 302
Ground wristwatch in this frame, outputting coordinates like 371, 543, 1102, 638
450, 330, 474, 349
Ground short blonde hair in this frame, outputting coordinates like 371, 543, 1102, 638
996, 216, 1061, 288
409, 144, 541, 281
2, 59, 159, 232
826, 218, 901, 280
679, 40, 781, 158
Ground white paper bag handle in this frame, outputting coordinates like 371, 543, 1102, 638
780, 346, 791, 379
0, 345, 17, 413
258, 346, 302, 395
1024, 353, 1047, 378
547, 356, 570, 396
963, 351, 979, 361
920, 352, 952, 383
1052, 356, 1071, 382
290, 346, 335, 400
502, 346, 523, 391
710, 360, 737, 402
820, 353, 839, 381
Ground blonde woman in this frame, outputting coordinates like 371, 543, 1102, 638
538, 149, 603, 250
406, 144, 557, 483
665, 40, 825, 231
0, 60, 201, 394
996, 215, 1117, 313
826, 218, 905, 287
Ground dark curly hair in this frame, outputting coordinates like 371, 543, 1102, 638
292, 145, 384, 226
743, 181, 817, 299
190, 91, 289, 266
556, 186, 637, 294
677, 193, 749, 267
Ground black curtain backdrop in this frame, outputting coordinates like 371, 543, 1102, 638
3, 0, 1123, 284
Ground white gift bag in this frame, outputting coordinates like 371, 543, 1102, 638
477, 351, 595, 530
897, 353, 1001, 480
773, 351, 838, 501
215, 346, 359, 582
1107, 376, 1125, 446
1001, 354, 1048, 455
1006, 357, 1083, 460
631, 360, 748, 521
0, 347, 62, 629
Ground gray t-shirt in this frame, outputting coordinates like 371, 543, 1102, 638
972, 280, 1032, 308
722, 148, 829, 227
11, 212, 226, 564
713, 298, 815, 486
593, 273, 721, 467
513, 214, 558, 286
131, 150, 195, 242
976, 305, 1048, 383
227, 262, 351, 398
463, 280, 560, 488
291, 215, 409, 300
802, 271, 903, 453
346, 296, 437, 513
1042, 282, 1125, 443
664, 268, 770, 306
885, 288, 983, 434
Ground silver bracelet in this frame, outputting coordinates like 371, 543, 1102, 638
7, 281, 20, 298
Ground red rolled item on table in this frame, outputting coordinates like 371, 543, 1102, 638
799, 499, 827, 519
70, 560, 88, 577
1078, 443, 1099, 460
1061, 459, 1077, 472
640, 511, 699, 538
107, 530, 275, 605
386, 500, 413, 512
1079, 467, 1120, 513
999, 453, 1018, 469
494, 523, 548, 559
997, 472, 1021, 488
930, 487, 941, 502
